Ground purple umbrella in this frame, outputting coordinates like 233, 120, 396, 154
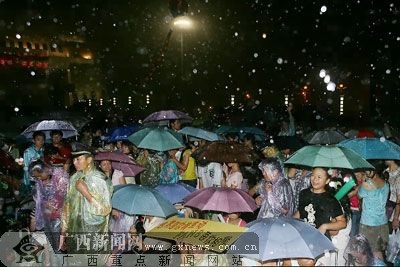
184, 187, 258, 213
143, 110, 193, 123
94, 151, 134, 164
112, 162, 145, 177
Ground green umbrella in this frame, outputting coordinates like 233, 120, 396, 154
128, 127, 184, 152
284, 145, 374, 170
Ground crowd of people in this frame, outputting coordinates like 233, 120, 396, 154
0, 109, 399, 267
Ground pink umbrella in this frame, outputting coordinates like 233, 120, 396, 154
183, 187, 258, 213
112, 162, 145, 177
95, 151, 135, 164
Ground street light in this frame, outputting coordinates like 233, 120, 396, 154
173, 16, 193, 80
173, 16, 193, 30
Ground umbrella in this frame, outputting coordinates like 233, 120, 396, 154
273, 136, 308, 151
179, 126, 223, 142
128, 127, 184, 152
154, 182, 197, 204
229, 217, 335, 261
21, 120, 78, 139
105, 125, 139, 142
284, 145, 374, 170
143, 110, 193, 123
146, 217, 245, 253
338, 138, 400, 160
39, 111, 90, 131
112, 162, 145, 177
306, 130, 347, 145
183, 187, 258, 213
192, 141, 259, 163
94, 151, 135, 164
112, 184, 177, 218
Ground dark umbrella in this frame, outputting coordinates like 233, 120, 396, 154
192, 141, 259, 163
273, 136, 308, 151
307, 130, 347, 145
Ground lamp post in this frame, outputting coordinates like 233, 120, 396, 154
173, 16, 193, 80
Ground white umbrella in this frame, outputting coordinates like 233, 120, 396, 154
21, 120, 78, 139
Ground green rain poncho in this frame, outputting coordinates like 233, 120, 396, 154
61, 168, 113, 264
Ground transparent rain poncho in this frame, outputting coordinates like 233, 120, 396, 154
257, 157, 295, 219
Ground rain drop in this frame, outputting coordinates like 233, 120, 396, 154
316, 115, 321, 120
327, 82, 336, 91
277, 58, 283, 64
193, 69, 198, 74
254, 53, 258, 58
327, 98, 333, 104
380, 137, 386, 142
320, 6, 327, 13
234, 32, 238, 36
319, 69, 326, 78
16, 34, 21, 39
30, 71, 36, 76
386, 69, 391, 74
262, 33, 267, 39
324, 75, 331, 83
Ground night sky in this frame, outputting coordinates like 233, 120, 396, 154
0, 0, 399, 127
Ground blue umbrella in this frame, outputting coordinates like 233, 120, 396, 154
338, 137, 400, 160
179, 126, 223, 142
229, 217, 335, 261
112, 184, 177, 218
154, 182, 197, 204
106, 125, 139, 142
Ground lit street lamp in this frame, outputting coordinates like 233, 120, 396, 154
173, 16, 193, 80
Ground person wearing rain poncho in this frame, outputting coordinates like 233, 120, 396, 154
253, 157, 295, 219
28, 159, 69, 250
59, 150, 113, 266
